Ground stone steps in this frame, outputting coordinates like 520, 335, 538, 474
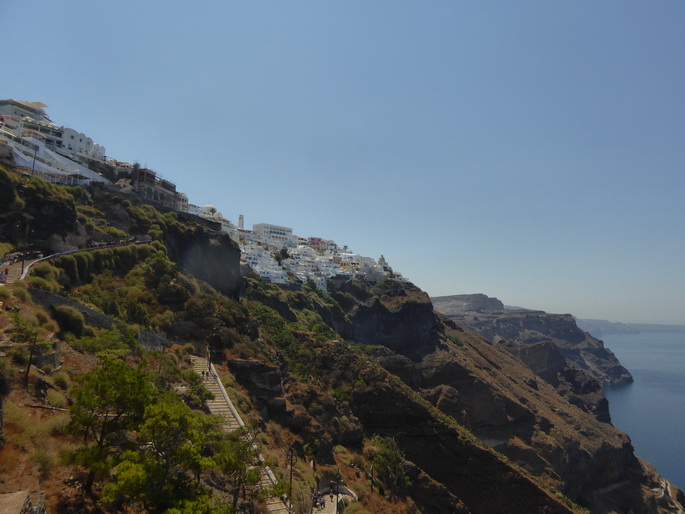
1, 261, 26, 284
189, 356, 288, 513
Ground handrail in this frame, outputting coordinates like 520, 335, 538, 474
18, 241, 148, 281
209, 361, 245, 429
209, 361, 279, 487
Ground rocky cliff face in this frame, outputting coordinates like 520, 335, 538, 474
432, 294, 632, 385
329, 280, 442, 357
90, 186, 244, 299
5, 166, 683, 512
500, 340, 611, 423
431, 293, 504, 313
0, 170, 78, 247
164, 228, 242, 299
325, 283, 684, 513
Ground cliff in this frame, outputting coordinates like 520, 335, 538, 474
246, 280, 685, 512
163, 227, 242, 299
577, 318, 685, 338
0, 170, 243, 298
2, 166, 684, 513
431, 293, 504, 313
432, 294, 633, 385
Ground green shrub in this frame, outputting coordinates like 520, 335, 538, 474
76, 204, 103, 217
72, 328, 135, 354
46, 389, 68, 408
40, 320, 59, 334
52, 371, 70, 390
10, 281, 31, 302
35, 310, 49, 325
31, 262, 57, 281
35, 450, 54, 480
105, 226, 127, 239
0, 242, 14, 260
28, 276, 59, 292
52, 304, 85, 336
222, 374, 235, 388
9, 345, 29, 365
56, 255, 79, 283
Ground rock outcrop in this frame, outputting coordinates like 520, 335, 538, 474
165, 228, 242, 299
329, 280, 441, 356
431, 293, 504, 313
323, 283, 684, 512
500, 340, 611, 423
5, 164, 683, 512
432, 294, 632, 385
0, 170, 78, 247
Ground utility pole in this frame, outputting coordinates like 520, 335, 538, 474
24, 331, 38, 386
288, 446, 295, 513
335, 477, 340, 514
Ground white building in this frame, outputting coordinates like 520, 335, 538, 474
61, 127, 105, 160
239, 225, 402, 289
0, 99, 108, 185
253, 223, 296, 249
241, 242, 289, 284
186, 204, 203, 217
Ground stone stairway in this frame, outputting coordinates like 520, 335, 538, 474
1, 260, 30, 284
191, 357, 242, 432
190, 356, 289, 513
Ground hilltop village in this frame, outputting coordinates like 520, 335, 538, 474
0, 99, 401, 291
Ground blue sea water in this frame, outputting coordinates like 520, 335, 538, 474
602, 332, 685, 491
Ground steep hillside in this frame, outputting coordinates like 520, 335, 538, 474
294, 283, 683, 512
1, 166, 684, 513
432, 294, 632, 385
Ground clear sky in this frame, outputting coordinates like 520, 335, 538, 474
3, 1, 684, 324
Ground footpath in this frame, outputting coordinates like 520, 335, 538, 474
1, 240, 148, 286
1, 245, 328, 513
190, 356, 288, 513
1, 258, 37, 285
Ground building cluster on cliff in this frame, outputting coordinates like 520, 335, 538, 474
0, 99, 402, 290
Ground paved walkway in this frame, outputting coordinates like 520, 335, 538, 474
2, 247, 291, 512
1, 258, 37, 285
1, 241, 147, 286
313, 492, 356, 514
191, 356, 288, 514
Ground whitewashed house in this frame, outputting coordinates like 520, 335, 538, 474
0, 99, 108, 184
253, 223, 297, 249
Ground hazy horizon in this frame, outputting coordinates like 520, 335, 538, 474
4, 2, 684, 324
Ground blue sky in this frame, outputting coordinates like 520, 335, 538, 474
3, 1, 685, 323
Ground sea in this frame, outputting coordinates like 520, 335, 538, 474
602, 332, 685, 491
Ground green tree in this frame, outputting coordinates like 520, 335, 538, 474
214, 428, 264, 512
73, 328, 136, 354
65, 353, 156, 492
101, 394, 220, 511
181, 370, 215, 410
370, 434, 411, 497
